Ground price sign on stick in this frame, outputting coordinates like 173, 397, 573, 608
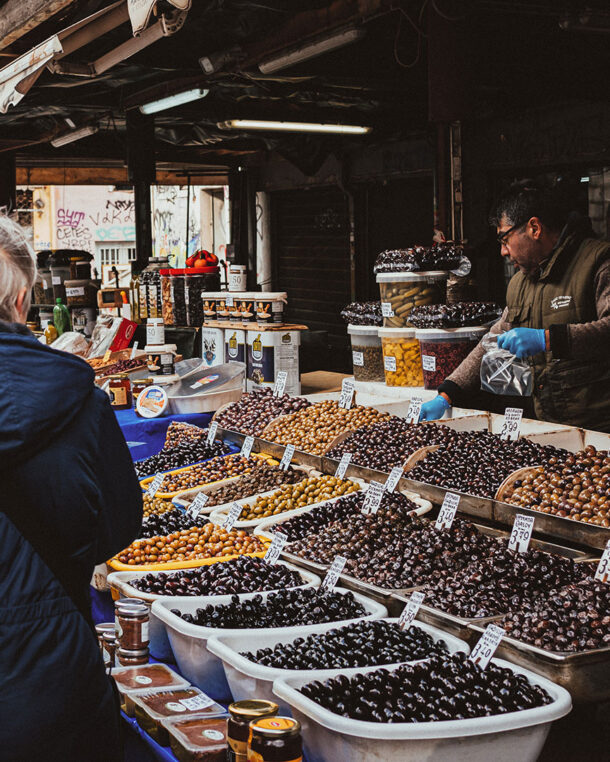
500, 407, 523, 441
385, 466, 403, 493
240, 436, 254, 459
594, 540, 610, 583
206, 421, 218, 446
264, 531, 288, 565
508, 514, 535, 553
469, 624, 505, 669
361, 481, 385, 514
435, 492, 461, 530
222, 502, 243, 532
103, 349, 112, 363
406, 397, 423, 424
273, 371, 288, 397
186, 492, 209, 522
399, 591, 425, 631
146, 473, 164, 498
130, 341, 139, 360
279, 444, 295, 471
322, 555, 347, 591
338, 379, 356, 410
335, 453, 352, 480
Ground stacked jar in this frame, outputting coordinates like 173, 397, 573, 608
115, 599, 150, 667
377, 271, 448, 327
415, 326, 487, 389
160, 269, 174, 325
347, 325, 384, 382
378, 327, 424, 387
170, 269, 187, 326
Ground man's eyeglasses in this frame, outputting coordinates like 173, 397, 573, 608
496, 222, 525, 246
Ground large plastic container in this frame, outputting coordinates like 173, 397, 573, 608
416, 326, 486, 390
272, 657, 572, 762
348, 325, 384, 382
185, 268, 221, 327
151, 589, 388, 702
378, 327, 424, 387
160, 269, 174, 325
170, 269, 187, 326
377, 271, 448, 327
255, 292, 288, 324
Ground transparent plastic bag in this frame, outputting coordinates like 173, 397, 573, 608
480, 332, 533, 396
51, 331, 90, 356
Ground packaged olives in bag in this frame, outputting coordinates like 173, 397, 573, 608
480, 332, 533, 396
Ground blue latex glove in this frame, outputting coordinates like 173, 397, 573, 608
419, 395, 451, 421
496, 328, 546, 359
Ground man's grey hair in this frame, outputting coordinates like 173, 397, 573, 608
0, 214, 36, 322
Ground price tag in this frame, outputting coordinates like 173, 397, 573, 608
225, 295, 234, 307
385, 466, 403, 493
422, 355, 436, 372
222, 502, 243, 532
207, 421, 218, 446
103, 349, 112, 363
594, 540, 610, 583
186, 492, 209, 521
130, 341, 139, 360
406, 396, 423, 424
381, 302, 394, 318
469, 624, 505, 669
508, 514, 535, 553
264, 531, 288, 565
279, 444, 295, 471
352, 351, 364, 367
361, 481, 385, 514
398, 591, 425, 631
322, 555, 347, 591
240, 436, 254, 459
146, 473, 164, 498
335, 453, 352, 480
273, 371, 288, 397
435, 492, 460, 530
384, 356, 397, 372
52, 275, 62, 285
179, 693, 215, 711
500, 407, 523, 441
338, 379, 356, 410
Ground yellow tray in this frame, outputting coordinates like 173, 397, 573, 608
107, 548, 269, 576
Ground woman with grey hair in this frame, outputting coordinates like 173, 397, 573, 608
0, 214, 143, 760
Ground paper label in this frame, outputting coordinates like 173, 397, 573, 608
52, 275, 62, 285
406, 396, 423, 424
225, 295, 234, 307
361, 481, 385, 514
146, 473, 164, 497
381, 301, 394, 317
222, 502, 243, 531
469, 624, 505, 669
66, 286, 85, 297
186, 492, 209, 521
338, 379, 356, 410
435, 492, 460, 530
134, 675, 152, 685
500, 407, 523, 441
280, 444, 295, 471
166, 702, 187, 713
273, 371, 288, 397
422, 355, 436, 372
179, 693, 216, 711
207, 421, 218, 445
264, 531, 288, 564
508, 514, 535, 553
335, 453, 352, 480
385, 466, 403, 493
352, 351, 364, 367
240, 436, 254, 459
384, 356, 397, 372
399, 591, 425, 630
594, 540, 610, 583
103, 349, 112, 363
322, 555, 347, 591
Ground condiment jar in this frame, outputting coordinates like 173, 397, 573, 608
116, 647, 149, 667
228, 700, 279, 762
116, 602, 150, 651
95, 622, 116, 653
132, 378, 154, 404
102, 631, 117, 669
248, 717, 302, 762
107, 374, 133, 410
114, 598, 143, 632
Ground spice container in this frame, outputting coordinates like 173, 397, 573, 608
347, 324, 384, 382
171, 269, 187, 325
116, 602, 150, 650
65, 278, 97, 307
376, 271, 448, 327
378, 327, 424, 387
145, 343, 177, 375
146, 257, 168, 319
416, 326, 486, 389
107, 374, 133, 410
248, 716, 302, 762
133, 688, 225, 746
160, 269, 174, 325
228, 700, 278, 762
165, 715, 228, 762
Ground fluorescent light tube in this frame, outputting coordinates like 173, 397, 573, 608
140, 87, 209, 115
51, 125, 98, 147
217, 119, 371, 135
259, 27, 364, 74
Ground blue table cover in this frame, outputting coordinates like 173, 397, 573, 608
114, 408, 213, 461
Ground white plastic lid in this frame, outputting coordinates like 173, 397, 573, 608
347, 324, 382, 336
376, 271, 449, 283
256, 292, 287, 300
145, 344, 177, 353
136, 385, 169, 418
377, 327, 417, 339
415, 326, 488, 340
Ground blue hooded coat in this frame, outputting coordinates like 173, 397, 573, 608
0, 322, 143, 761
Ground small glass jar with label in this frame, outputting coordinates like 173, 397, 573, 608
102, 631, 117, 668
228, 700, 278, 762
132, 378, 154, 405
248, 716, 302, 762
116, 602, 150, 651
116, 647, 149, 667
107, 374, 133, 410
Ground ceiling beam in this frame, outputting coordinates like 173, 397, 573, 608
16, 165, 228, 185
0, 0, 76, 51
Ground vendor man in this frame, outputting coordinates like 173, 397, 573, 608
419, 185, 610, 432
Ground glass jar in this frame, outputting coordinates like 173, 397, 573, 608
116, 602, 149, 651
95, 622, 116, 653
185, 269, 206, 326
132, 378, 154, 405
416, 326, 486, 390
170, 269, 187, 326
376, 271, 448, 327
347, 324, 384, 382
379, 327, 424, 387
107, 374, 133, 410
160, 269, 174, 325
116, 647, 149, 667
228, 700, 278, 762
50, 264, 71, 303
139, 270, 150, 320
39, 265, 54, 303
102, 631, 117, 668
248, 717, 302, 762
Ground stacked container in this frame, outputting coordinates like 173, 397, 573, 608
377, 271, 448, 327
347, 325, 384, 382
378, 327, 424, 387
415, 326, 487, 389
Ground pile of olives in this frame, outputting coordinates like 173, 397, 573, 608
139, 510, 207, 539
214, 388, 311, 437
134, 438, 231, 479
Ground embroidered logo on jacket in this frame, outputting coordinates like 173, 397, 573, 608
550, 295, 572, 310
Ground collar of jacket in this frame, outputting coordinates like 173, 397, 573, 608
537, 212, 594, 281
0, 320, 31, 336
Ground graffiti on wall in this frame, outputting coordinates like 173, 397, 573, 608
152, 185, 201, 263
55, 207, 93, 249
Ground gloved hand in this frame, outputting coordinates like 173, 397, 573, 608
419, 395, 451, 421
496, 328, 547, 359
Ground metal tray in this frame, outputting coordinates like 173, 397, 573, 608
217, 427, 324, 471
391, 598, 503, 643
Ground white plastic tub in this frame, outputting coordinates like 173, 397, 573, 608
206, 618, 468, 715
272, 657, 572, 762
151, 588, 387, 702
107, 561, 321, 660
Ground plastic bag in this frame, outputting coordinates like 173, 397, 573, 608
51, 331, 90, 356
480, 332, 533, 396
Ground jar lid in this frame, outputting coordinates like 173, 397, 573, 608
376, 271, 449, 283
136, 385, 169, 418
96, 622, 116, 634
228, 700, 279, 720
159, 269, 171, 275
116, 647, 149, 657
377, 327, 417, 338
347, 324, 381, 336
415, 326, 488, 340
250, 717, 301, 737
107, 373, 130, 379
117, 603, 148, 617
185, 266, 220, 274
115, 598, 141, 608
102, 631, 117, 644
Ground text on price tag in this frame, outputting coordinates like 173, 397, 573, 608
335, 453, 352, 480
381, 302, 394, 317
362, 481, 385, 514
435, 492, 461, 530
500, 407, 523, 441
130, 341, 139, 360
339, 379, 356, 410
469, 624, 505, 669
280, 444, 295, 471
322, 555, 347, 591
385, 466, 403, 493
352, 351, 364, 367
422, 355, 436, 372
146, 473, 164, 498
222, 502, 243, 532
406, 396, 423, 424
264, 531, 288, 565
103, 349, 112, 363
384, 356, 397, 373
207, 421, 218, 445
273, 371, 288, 397
594, 540, 610, 583
508, 514, 535, 553
179, 693, 215, 711
240, 436, 254, 459
186, 492, 209, 521
399, 591, 425, 631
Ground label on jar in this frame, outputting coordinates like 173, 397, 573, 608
594, 540, 610, 583
134, 675, 153, 685
398, 590, 425, 630
207, 421, 219, 445
42, 279, 49, 290
223, 502, 243, 532
146, 319, 164, 345
180, 692, 216, 711
384, 356, 397, 372
264, 531, 288, 564
52, 275, 62, 285
186, 492, 209, 521
273, 370, 288, 397
422, 355, 436, 372
361, 481, 385, 514
406, 396, 423, 424
322, 555, 347, 591
335, 453, 352, 480
280, 444, 295, 471
202, 729, 224, 741
240, 436, 254, 459
146, 473, 164, 498
141, 620, 149, 644
184, 285, 189, 307
338, 379, 356, 410
469, 624, 505, 669
352, 350, 364, 367
66, 286, 85, 297
435, 492, 460, 530
109, 386, 127, 407
225, 295, 234, 308
381, 301, 394, 317
508, 514, 535, 553
500, 407, 523, 441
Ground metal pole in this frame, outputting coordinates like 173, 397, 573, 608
185, 174, 191, 258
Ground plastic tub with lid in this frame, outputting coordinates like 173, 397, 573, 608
347, 325, 384, 382
416, 326, 487, 390
378, 327, 423, 387
377, 271, 448, 327
185, 267, 221, 327
170, 269, 187, 326
111, 663, 190, 717
255, 292, 288, 324
166, 361, 245, 414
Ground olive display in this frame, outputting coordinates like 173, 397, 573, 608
130, 556, 303, 597
150, 455, 261, 494
374, 242, 464, 274
242, 620, 449, 670
340, 300, 383, 326
174, 588, 367, 629
214, 388, 311, 437
142, 494, 175, 517
300, 652, 552, 723
134, 438, 231, 479
408, 301, 502, 329
274, 492, 367, 542
140, 510, 208, 539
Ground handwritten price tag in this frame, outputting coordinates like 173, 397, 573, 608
469, 624, 505, 669
179, 693, 215, 711
435, 492, 460, 530
352, 351, 364, 367
130, 341, 139, 360
500, 407, 523, 441
240, 436, 254, 459
338, 379, 356, 410
322, 555, 347, 591
186, 492, 209, 521
381, 302, 394, 318
206, 421, 218, 445
361, 481, 385, 514
508, 514, 535, 553
146, 473, 164, 498
264, 531, 288, 565
399, 591, 425, 631
594, 540, 610, 583
422, 355, 436, 372
280, 444, 295, 471
222, 502, 243, 532
384, 356, 397, 372
406, 396, 423, 424
385, 466, 403, 493
103, 349, 112, 363
273, 371, 288, 397
335, 453, 352, 480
